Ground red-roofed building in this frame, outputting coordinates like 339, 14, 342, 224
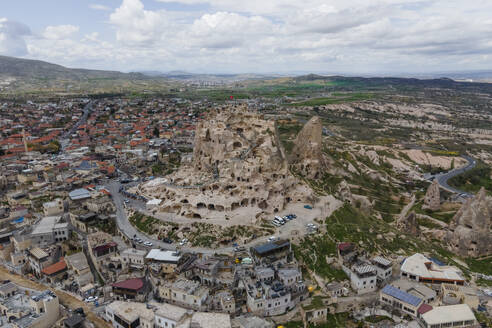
112, 277, 148, 301
41, 257, 67, 283
417, 303, 433, 316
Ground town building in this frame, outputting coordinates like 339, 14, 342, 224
111, 277, 149, 302
42, 199, 64, 216
420, 304, 477, 328
0, 285, 60, 328
145, 249, 182, 274
65, 252, 93, 287
41, 257, 67, 283
400, 253, 465, 285
380, 284, 424, 317
371, 256, 392, 282
121, 248, 147, 269
158, 278, 209, 311
87, 231, 117, 272
30, 216, 70, 247
347, 264, 377, 295
250, 240, 291, 265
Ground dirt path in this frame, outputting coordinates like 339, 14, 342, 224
0, 267, 110, 328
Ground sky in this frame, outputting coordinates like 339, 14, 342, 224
1, 0, 492, 74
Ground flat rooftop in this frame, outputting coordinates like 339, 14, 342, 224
31, 216, 63, 235
146, 249, 181, 263
422, 304, 476, 325
401, 253, 464, 281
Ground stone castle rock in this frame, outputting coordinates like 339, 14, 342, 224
423, 180, 440, 211
446, 187, 492, 257
290, 116, 326, 179
138, 107, 316, 219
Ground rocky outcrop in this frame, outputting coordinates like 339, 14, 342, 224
423, 180, 440, 211
336, 180, 353, 204
446, 187, 492, 257
398, 211, 420, 236
138, 106, 317, 219
290, 116, 326, 179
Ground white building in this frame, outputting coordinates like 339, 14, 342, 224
349, 265, 377, 295
121, 248, 147, 269
146, 249, 182, 274
158, 279, 209, 311
155, 303, 187, 328
105, 301, 231, 328
31, 216, 70, 247
42, 199, 64, 216
372, 256, 392, 282
400, 253, 465, 285
421, 304, 477, 328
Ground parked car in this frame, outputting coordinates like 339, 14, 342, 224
304, 205, 313, 209
268, 236, 277, 242
161, 237, 173, 244
143, 241, 153, 247
84, 296, 98, 303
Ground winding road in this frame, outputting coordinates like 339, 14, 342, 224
427, 155, 476, 198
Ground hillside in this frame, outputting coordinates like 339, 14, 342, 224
0, 55, 146, 80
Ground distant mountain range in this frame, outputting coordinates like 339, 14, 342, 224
139, 70, 281, 82
1, 55, 491, 85
0, 55, 146, 80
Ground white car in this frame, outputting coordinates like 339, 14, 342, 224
268, 236, 277, 242
144, 241, 153, 247
179, 238, 188, 246
84, 296, 98, 302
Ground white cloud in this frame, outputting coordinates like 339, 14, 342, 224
89, 4, 112, 11
0, 18, 31, 56
109, 0, 167, 44
43, 25, 79, 40
6, 0, 492, 73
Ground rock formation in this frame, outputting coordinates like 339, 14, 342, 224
290, 116, 326, 179
398, 211, 420, 236
423, 180, 440, 211
336, 180, 353, 204
138, 107, 317, 219
446, 187, 492, 257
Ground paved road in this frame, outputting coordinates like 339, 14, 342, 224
106, 180, 171, 251
428, 155, 476, 197
60, 101, 92, 150
105, 179, 301, 255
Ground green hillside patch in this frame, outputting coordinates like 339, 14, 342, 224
292, 235, 347, 281
289, 93, 375, 106
448, 163, 492, 194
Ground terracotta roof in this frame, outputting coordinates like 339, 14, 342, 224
337, 242, 353, 251
112, 278, 144, 291
42, 258, 67, 275
418, 303, 433, 314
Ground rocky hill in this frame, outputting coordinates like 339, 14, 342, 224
0, 55, 146, 80
138, 106, 324, 220
446, 187, 492, 257
289, 116, 326, 179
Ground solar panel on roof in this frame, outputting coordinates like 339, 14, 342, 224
382, 285, 422, 307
